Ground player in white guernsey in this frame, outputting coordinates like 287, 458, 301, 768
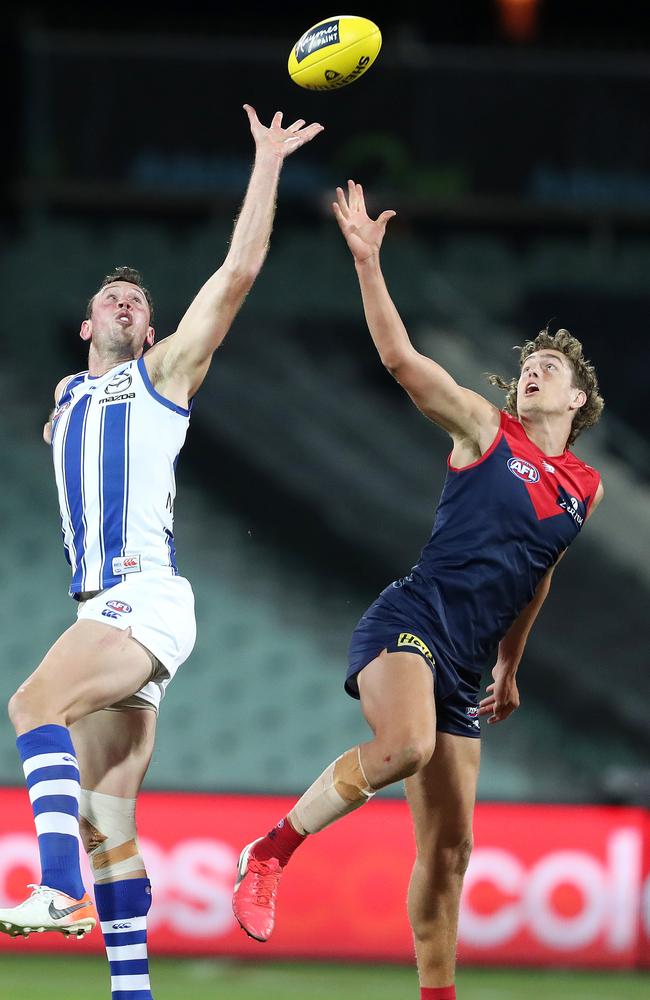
0, 105, 323, 1000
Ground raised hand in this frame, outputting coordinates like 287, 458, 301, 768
332, 180, 396, 263
244, 104, 324, 160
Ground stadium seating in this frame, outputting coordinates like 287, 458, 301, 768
2, 220, 649, 807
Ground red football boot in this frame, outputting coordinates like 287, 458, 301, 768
232, 838, 284, 943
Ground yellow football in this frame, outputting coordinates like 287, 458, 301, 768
288, 15, 382, 91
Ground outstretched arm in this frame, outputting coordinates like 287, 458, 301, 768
332, 180, 500, 451
147, 105, 324, 405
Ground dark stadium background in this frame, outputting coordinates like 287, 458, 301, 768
1, 3, 649, 997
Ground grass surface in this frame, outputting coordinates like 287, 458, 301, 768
0, 955, 647, 998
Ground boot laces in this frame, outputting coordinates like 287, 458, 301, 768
247, 858, 281, 907
27, 884, 56, 899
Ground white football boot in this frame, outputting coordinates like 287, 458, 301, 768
0, 884, 97, 938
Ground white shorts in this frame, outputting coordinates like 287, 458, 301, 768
76, 571, 196, 713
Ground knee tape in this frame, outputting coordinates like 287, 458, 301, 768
291, 747, 375, 835
79, 789, 144, 881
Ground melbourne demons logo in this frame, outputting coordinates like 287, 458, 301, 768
507, 457, 540, 483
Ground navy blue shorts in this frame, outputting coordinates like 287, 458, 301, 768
346, 605, 481, 740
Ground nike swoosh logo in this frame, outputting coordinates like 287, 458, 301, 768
48, 900, 89, 921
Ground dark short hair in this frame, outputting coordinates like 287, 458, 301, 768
487, 326, 604, 446
86, 266, 154, 321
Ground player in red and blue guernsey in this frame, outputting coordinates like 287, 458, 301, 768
233, 181, 605, 1000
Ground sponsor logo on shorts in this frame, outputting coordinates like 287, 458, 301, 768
507, 457, 540, 483
397, 632, 434, 663
105, 600, 132, 614
294, 19, 340, 63
465, 706, 480, 718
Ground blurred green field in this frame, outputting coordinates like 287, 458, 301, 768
0, 956, 647, 999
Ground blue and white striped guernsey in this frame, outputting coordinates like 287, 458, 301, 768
50, 357, 190, 598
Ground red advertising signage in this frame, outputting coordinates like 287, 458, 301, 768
0, 788, 648, 968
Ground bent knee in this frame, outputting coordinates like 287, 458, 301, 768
384, 735, 435, 779
8, 687, 34, 731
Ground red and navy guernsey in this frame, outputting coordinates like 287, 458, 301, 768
374, 410, 601, 684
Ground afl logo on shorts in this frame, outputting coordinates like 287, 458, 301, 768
105, 600, 132, 614
507, 457, 540, 483
104, 373, 132, 395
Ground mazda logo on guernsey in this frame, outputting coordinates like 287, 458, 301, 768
104, 372, 132, 395
507, 457, 540, 483
105, 600, 132, 614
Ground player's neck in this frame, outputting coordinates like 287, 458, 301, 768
87, 343, 138, 377
519, 413, 570, 456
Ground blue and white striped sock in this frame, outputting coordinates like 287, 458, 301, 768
16, 723, 85, 900
96, 878, 153, 1000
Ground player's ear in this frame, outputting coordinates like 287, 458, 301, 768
570, 388, 587, 411
80, 320, 92, 342
145, 325, 155, 347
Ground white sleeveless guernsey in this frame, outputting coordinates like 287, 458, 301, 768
50, 357, 190, 598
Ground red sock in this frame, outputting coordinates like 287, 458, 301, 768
251, 816, 306, 866
421, 988, 456, 1000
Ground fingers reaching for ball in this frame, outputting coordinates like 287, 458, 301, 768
244, 104, 324, 159
332, 181, 396, 262
335, 180, 396, 227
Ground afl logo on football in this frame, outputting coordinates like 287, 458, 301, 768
507, 457, 540, 483
105, 600, 132, 614
104, 373, 132, 395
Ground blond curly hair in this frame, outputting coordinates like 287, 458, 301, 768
487, 328, 604, 446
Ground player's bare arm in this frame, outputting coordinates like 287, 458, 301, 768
333, 180, 501, 461
145, 105, 324, 407
43, 374, 73, 445
479, 479, 604, 724
478, 562, 558, 725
